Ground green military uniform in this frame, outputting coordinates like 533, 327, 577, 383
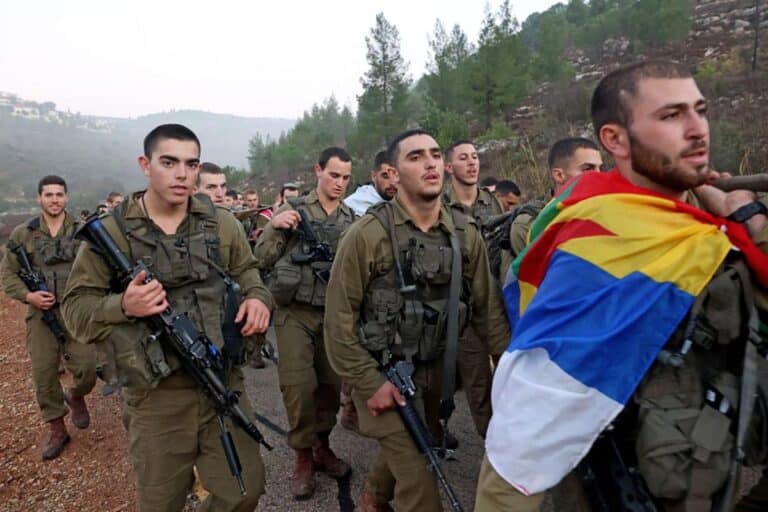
1, 213, 96, 423
61, 192, 273, 512
443, 184, 504, 438
253, 190, 354, 450
324, 197, 510, 510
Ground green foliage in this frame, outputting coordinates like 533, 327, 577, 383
247, 96, 354, 177
352, 13, 412, 157
477, 121, 515, 143
222, 165, 248, 188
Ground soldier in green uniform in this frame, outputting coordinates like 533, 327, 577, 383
1, 175, 96, 461
61, 124, 273, 511
443, 140, 504, 439
508, 138, 603, 259
253, 147, 354, 500
325, 130, 511, 511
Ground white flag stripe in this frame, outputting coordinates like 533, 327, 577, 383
485, 348, 623, 494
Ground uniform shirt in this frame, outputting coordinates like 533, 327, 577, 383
324, 196, 511, 397
1, 212, 78, 302
443, 183, 504, 221
61, 192, 273, 343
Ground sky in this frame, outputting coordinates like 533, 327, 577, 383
1, 0, 561, 120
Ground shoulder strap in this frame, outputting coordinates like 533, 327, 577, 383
26, 217, 41, 231
448, 204, 470, 258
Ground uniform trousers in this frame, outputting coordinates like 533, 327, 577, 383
457, 327, 493, 437
26, 310, 96, 422
122, 370, 265, 512
274, 307, 341, 448
357, 360, 444, 511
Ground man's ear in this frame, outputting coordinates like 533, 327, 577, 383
138, 155, 151, 178
314, 164, 323, 178
599, 123, 630, 161
551, 167, 566, 186
444, 162, 454, 175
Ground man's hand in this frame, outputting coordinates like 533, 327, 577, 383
26, 290, 55, 310
271, 210, 301, 230
235, 298, 270, 335
366, 381, 406, 417
121, 270, 168, 318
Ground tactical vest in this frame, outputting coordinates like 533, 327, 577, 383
97, 196, 228, 390
630, 254, 767, 509
268, 196, 355, 307
25, 216, 81, 299
358, 202, 471, 362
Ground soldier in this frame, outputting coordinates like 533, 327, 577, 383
343, 150, 399, 216
61, 124, 273, 511
1, 175, 96, 461
197, 161, 227, 205
508, 138, 603, 258
254, 147, 354, 500
443, 139, 504, 440
477, 60, 768, 512
325, 129, 510, 511
494, 180, 522, 213
105, 191, 124, 211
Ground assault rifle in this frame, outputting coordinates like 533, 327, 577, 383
381, 359, 464, 512
76, 216, 272, 496
7, 240, 69, 360
290, 208, 334, 283
576, 426, 658, 512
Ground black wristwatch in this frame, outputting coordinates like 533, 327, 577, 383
727, 201, 768, 223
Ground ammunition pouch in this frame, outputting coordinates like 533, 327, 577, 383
96, 323, 176, 390
360, 287, 403, 353
395, 298, 468, 362
268, 259, 302, 307
634, 362, 736, 505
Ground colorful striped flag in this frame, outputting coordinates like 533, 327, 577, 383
486, 169, 768, 495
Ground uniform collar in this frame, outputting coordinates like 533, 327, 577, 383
391, 196, 455, 233
122, 190, 208, 219
445, 182, 485, 208
35, 211, 73, 236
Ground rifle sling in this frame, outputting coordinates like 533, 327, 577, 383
439, 230, 462, 422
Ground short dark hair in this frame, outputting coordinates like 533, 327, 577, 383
143, 123, 200, 159
495, 180, 521, 196
591, 60, 692, 140
480, 176, 498, 188
318, 147, 352, 170
225, 189, 238, 199
38, 175, 67, 194
445, 139, 475, 161
280, 184, 299, 197
200, 162, 223, 175
373, 150, 389, 170
244, 189, 258, 197
386, 129, 436, 166
548, 138, 600, 169
106, 191, 123, 201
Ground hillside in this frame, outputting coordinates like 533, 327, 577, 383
0, 94, 293, 215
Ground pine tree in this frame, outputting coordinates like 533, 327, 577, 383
353, 13, 411, 156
